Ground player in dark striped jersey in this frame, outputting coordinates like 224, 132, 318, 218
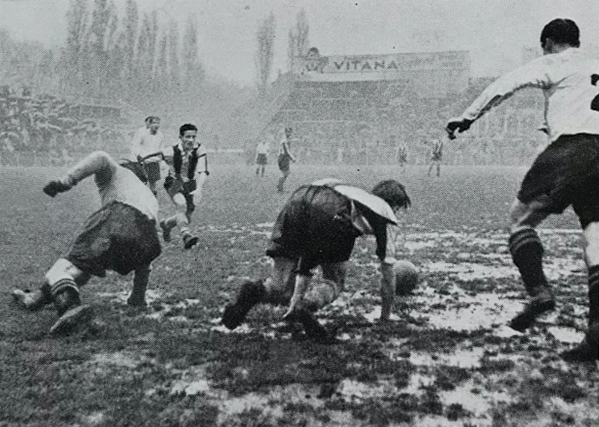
160, 123, 209, 250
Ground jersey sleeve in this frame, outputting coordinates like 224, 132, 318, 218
129, 128, 144, 158
461, 56, 551, 122
196, 144, 209, 175
65, 151, 117, 186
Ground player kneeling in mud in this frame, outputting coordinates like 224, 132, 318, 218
222, 178, 411, 341
12, 151, 161, 335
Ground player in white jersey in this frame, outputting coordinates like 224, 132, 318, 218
255, 139, 270, 177
447, 19, 599, 361
12, 151, 161, 334
222, 178, 411, 341
130, 116, 167, 195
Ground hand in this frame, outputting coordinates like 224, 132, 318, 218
445, 117, 472, 139
43, 180, 71, 197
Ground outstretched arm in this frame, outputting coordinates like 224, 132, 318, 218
447, 56, 550, 138
43, 151, 116, 197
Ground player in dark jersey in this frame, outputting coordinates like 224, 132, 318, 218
160, 123, 209, 250
222, 178, 411, 341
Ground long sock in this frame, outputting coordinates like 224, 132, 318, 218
509, 228, 548, 295
588, 265, 599, 325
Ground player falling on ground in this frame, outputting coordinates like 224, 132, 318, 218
130, 116, 167, 196
222, 178, 411, 341
12, 151, 161, 334
159, 123, 209, 250
446, 18, 599, 361
276, 127, 296, 192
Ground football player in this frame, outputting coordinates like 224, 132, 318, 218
12, 151, 161, 334
222, 178, 411, 341
447, 18, 599, 361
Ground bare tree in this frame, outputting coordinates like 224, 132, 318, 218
61, 0, 89, 96
287, 9, 310, 72
255, 12, 276, 95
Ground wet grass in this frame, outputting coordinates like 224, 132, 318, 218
0, 164, 597, 426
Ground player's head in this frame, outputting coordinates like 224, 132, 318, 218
179, 123, 198, 150
285, 127, 292, 138
540, 19, 580, 52
118, 159, 148, 183
144, 116, 153, 128
148, 116, 160, 134
372, 180, 411, 211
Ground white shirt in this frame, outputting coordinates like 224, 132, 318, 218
311, 178, 399, 264
130, 127, 166, 162
65, 151, 159, 222
256, 142, 269, 155
461, 48, 599, 142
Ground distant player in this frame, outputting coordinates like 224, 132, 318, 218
427, 137, 443, 177
222, 178, 411, 341
446, 18, 599, 361
12, 151, 161, 334
277, 127, 296, 192
255, 138, 269, 177
395, 141, 408, 173
130, 116, 167, 195
160, 123, 209, 250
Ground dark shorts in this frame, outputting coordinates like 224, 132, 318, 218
278, 154, 290, 172
144, 162, 161, 183
66, 201, 161, 276
164, 175, 196, 212
266, 185, 361, 274
256, 153, 267, 165
518, 134, 599, 227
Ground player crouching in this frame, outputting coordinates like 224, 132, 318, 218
222, 178, 413, 341
12, 151, 161, 335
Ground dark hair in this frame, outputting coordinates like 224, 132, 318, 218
540, 19, 580, 47
372, 180, 411, 210
179, 123, 198, 136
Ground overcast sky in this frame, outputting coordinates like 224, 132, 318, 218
1, 0, 598, 85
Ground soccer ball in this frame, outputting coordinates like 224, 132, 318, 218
394, 260, 419, 296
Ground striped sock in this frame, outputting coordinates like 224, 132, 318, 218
509, 228, 548, 295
